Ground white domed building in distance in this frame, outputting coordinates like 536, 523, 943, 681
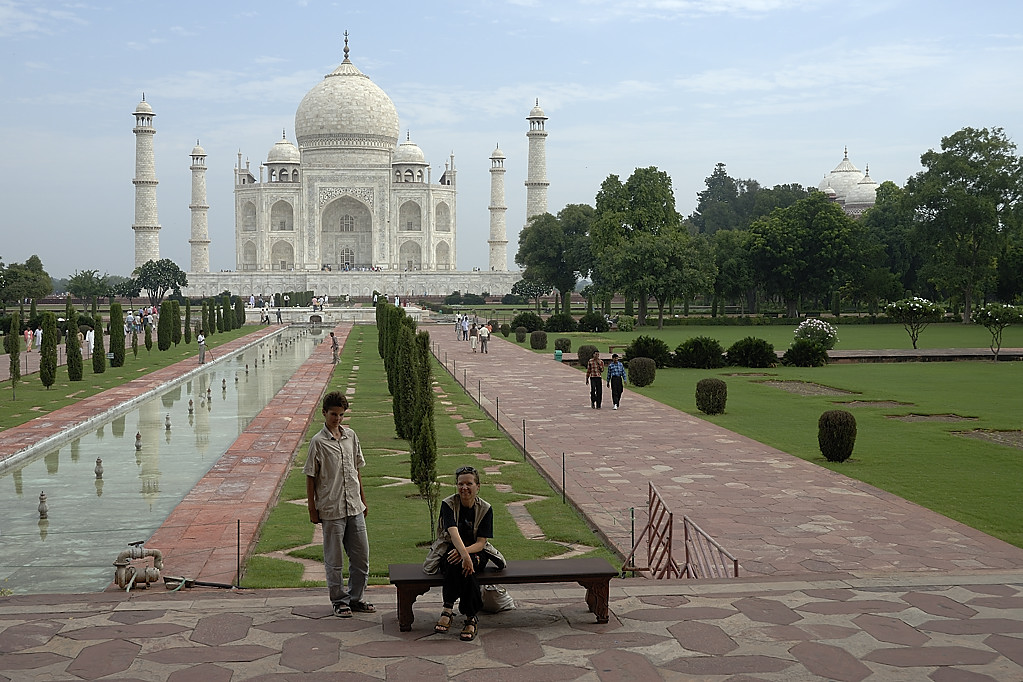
818, 148, 882, 217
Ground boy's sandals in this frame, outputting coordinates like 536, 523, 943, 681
351, 600, 376, 614
460, 616, 478, 642
435, 609, 454, 633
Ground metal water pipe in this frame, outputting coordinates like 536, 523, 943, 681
112, 541, 164, 590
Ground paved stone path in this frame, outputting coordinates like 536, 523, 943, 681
3, 321, 1023, 680
431, 329, 1023, 577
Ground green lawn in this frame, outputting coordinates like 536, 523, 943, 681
242, 324, 617, 588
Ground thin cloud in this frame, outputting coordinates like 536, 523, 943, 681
0, 0, 88, 37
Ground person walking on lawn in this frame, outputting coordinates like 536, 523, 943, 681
305, 391, 375, 618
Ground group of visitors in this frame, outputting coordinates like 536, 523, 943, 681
585, 351, 628, 410
455, 313, 491, 354
305, 392, 501, 641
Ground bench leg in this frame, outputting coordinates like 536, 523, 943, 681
396, 584, 432, 632
580, 579, 611, 624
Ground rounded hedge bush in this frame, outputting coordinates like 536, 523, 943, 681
695, 378, 727, 415
625, 335, 673, 368
617, 315, 635, 332
554, 337, 572, 353
529, 330, 548, 350
515, 326, 527, 343
818, 410, 856, 462
782, 339, 828, 367
500, 323, 511, 337
628, 357, 656, 387
510, 311, 544, 332
726, 336, 776, 368
675, 336, 725, 369
577, 344, 598, 365
545, 312, 578, 332
578, 311, 609, 332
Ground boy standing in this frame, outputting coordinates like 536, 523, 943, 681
305, 392, 375, 617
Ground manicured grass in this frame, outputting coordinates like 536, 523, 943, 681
242, 324, 617, 588
0, 326, 253, 431
630, 361, 1023, 549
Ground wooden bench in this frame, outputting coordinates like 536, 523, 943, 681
608, 345, 627, 355
388, 557, 618, 631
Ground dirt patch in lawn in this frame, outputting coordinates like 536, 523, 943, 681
760, 380, 856, 396
954, 429, 1023, 450
888, 413, 978, 423
839, 400, 914, 408
725, 372, 778, 377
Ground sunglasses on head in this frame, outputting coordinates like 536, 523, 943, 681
455, 466, 477, 476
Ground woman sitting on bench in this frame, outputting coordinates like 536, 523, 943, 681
422, 465, 505, 641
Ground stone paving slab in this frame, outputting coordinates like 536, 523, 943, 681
2, 573, 1023, 680
429, 328, 1023, 578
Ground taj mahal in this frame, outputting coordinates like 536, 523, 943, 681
132, 38, 532, 300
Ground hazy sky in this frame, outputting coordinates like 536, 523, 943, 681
3, 0, 1022, 279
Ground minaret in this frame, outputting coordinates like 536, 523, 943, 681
189, 141, 210, 273
524, 99, 549, 223
488, 144, 508, 271
132, 95, 160, 268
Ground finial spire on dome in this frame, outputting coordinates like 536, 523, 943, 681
196, 139, 200, 145
343, 31, 350, 62
282, 129, 286, 139
535, 98, 539, 106
142, 92, 146, 101
844, 145, 849, 159
406, 130, 410, 141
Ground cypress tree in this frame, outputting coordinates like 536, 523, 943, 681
132, 327, 139, 358
66, 309, 83, 381
413, 329, 434, 435
40, 312, 58, 388
92, 313, 105, 374
215, 301, 224, 333
234, 296, 246, 328
184, 300, 192, 344
158, 300, 173, 351
171, 300, 182, 345
109, 303, 125, 367
411, 413, 439, 537
200, 300, 208, 337
392, 324, 417, 439
223, 296, 233, 330
144, 323, 153, 353
92, 296, 98, 318
5, 311, 21, 399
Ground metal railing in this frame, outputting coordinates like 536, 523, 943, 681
623, 483, 681, 579
681, 515, 740, 579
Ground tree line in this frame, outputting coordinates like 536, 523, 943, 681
515, 126, 1023, 326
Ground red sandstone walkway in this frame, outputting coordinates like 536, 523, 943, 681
147, 325, 351, 585
430, 327, 1023, 578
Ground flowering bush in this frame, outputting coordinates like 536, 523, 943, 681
794, 318, 839, 350
886, 297, 944, 349
972, 303, 1023, 359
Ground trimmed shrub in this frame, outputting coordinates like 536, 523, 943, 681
628, 357, 656, 387
818, 410, 856, 462
577, 344, 598, 365
66, 310, 83, 381
554, 337, 572, 353
794, 318, 839, 350
515, 326, 527, 343
158, 301, 173, 351
510, 311, 544, 332
625, 335, 673, 368
92, 313, 105, 374
109, 303, 125, 367
675, 336, 725, 369
726, 336, 776, 368
617, 315, 635, 332
500, 323, 511, 337
545, 312, 578, 332
40, 312, 57, 389
782, 339, 828, 367
695, 378, 727, 415
529, 330, 548, 350
578, 311, 609, 332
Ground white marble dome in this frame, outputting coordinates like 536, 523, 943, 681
135, 99, 153, 114
295, 56, 399, 149
817, 149, 864, 202
528, 101, 547, 119
845, 167, 879, 205
267, 137, 300, 164
490, 145, 505, 159
393, 135, 426, 164
191, 142, 206, 157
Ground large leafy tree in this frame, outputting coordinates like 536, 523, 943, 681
592, 167, 682, 325
689, 163, 765, 234
510, 276, 551, 314
515, 204, 592, 314
712, 229, 755, 314
133, 259, 188, 307
67, 270, 110, 303
748, 192, 865, 317
0, 255, 52, 307
860, 181, 921, 293
633, 229, 717, 328
905, 126, 1023, 322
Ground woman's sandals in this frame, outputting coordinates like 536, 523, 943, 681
460, 617, 478, 642
434, 609, 454, 633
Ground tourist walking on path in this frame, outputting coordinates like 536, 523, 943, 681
34, 326, 42, 350
478, 324, 490, 354
330, 332, 340, 364
586, 350, 604, 409
455, 314, 462, 339
304, 392, 375, 618
197, 331, 206, 364
424, 465, 505, 642
469, 324, 478, 352
276, 308, 283, 324
460, 316, 469, 341
23, 327, 32, 352
606, 353, 627, 410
